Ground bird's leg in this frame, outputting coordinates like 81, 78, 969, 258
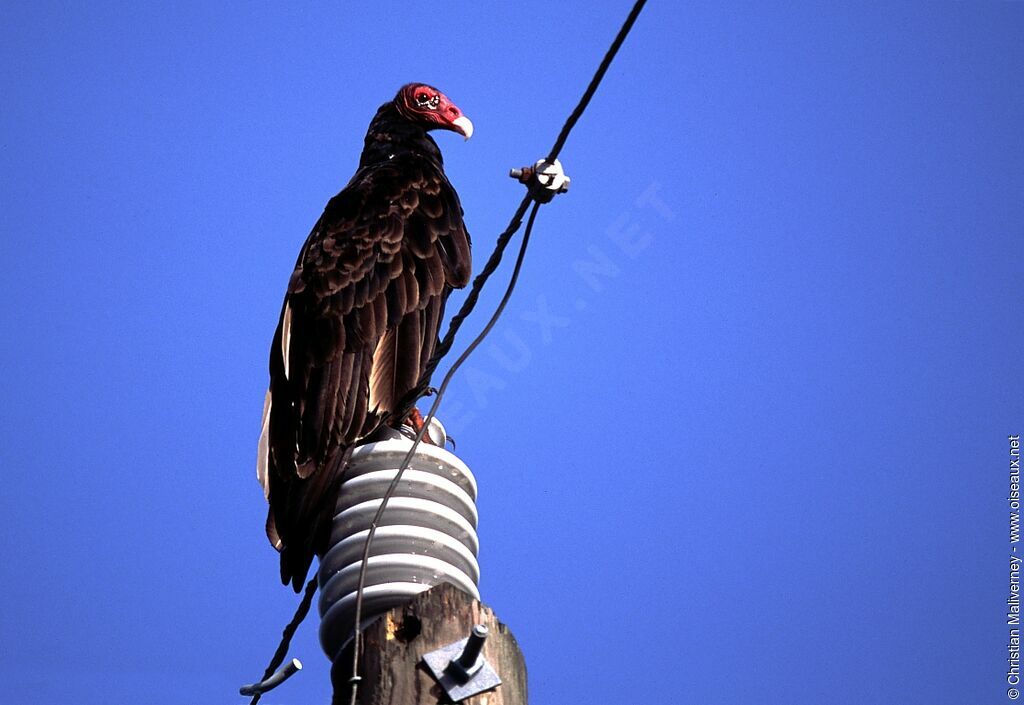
406, 407, 438, 446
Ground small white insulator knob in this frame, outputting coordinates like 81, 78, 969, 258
533, 158, 570, 193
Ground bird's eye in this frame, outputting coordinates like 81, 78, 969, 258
413, 91, 440, 110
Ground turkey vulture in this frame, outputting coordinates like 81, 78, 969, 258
257, 83, 473, 590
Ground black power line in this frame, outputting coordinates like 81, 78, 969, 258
546, 0, 648, 163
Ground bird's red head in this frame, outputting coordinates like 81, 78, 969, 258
394, 83, 474, 140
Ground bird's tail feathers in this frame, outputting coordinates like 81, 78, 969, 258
276, 444, 357, 592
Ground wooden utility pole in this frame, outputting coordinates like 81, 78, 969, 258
331, 582, 527, 705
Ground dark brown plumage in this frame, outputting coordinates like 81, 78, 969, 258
257, 84, 472, 590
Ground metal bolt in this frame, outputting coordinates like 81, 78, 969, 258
422, 623, 502, 699
446, 624, 489, 683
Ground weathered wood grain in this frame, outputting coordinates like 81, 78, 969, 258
331, 583, 527, 705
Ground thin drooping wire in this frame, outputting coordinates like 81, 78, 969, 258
247, 575, 318, 705
347, 203, 540, 705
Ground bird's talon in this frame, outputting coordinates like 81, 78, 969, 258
406, 407, 438, 445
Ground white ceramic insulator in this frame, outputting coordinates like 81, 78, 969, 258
317, 422, 481, 662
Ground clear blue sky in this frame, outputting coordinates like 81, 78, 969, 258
1, 2, 1021, 704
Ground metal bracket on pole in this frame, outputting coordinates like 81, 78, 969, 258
422, 624, 502, 702
509, 158, 571, 203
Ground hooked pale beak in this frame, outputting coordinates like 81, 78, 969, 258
451, 115, 474, 140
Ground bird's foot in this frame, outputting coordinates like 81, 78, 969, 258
407, 407, 438, 446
